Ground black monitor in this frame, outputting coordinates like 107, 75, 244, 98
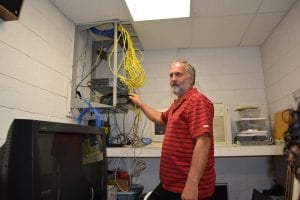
0, 119, 107, 200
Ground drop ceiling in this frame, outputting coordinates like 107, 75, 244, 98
50, 0, 297, 50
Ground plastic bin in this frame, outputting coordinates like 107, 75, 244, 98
117, 184, 144, 200
236, 118, 266, 132
117, 191, 137, 200
238, 108, 261, 118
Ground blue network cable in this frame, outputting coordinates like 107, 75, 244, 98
77, 104, 102, 128
89, 27, 114, 38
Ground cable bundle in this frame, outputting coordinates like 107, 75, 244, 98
108, 24, 146, 93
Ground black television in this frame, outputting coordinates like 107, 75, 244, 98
0, 119, 107, 200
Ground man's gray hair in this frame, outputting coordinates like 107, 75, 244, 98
172, 60, 196, 85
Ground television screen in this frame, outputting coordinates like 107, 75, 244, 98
0, 119, 107, 200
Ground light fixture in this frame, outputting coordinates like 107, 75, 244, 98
124, 0, 190, 22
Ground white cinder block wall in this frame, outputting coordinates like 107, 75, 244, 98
261, 0, 300, 118
0, 0, 75, 146
133, 47, 269, 139
261, 1, 300, 199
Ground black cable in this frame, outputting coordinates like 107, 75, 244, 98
75, 40, 114, 90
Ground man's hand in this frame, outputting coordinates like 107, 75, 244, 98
128, 93, 142, 107
181, 181, 198, 200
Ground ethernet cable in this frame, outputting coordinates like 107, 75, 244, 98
108, 24, 146, 93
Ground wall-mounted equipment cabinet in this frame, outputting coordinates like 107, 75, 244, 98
71, 21, 143, 112
71, 21, 125, 111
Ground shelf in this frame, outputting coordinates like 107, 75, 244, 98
71, 98, 114, 109
238, 118, 267, 121
106, 142, 284, 158
214, 144, 284, 157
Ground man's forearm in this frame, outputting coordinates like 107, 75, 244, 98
128, 93, 164, 124
138, 102, 164, 124
186, 134, 210, 186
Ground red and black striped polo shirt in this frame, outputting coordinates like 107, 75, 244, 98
160, 88, 215, 198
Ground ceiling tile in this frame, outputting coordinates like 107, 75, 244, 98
192, 0, 261, 17
49, 0, 298, 50
50, 0, 129, 24
190, 15, 253, 48
132, 19, 192, 50
259, 0, 296, 13
241, 13, 285, 46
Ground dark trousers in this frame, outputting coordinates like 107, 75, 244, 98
148, 183, 212, 200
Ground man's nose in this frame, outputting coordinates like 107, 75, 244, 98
170, 75, 177, 81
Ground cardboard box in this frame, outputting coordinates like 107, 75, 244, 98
274, 109, 291, 141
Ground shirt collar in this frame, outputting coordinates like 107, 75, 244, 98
172, 88, 197, 110
176, 88, 196, 101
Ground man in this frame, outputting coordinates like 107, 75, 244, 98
129, 60, 215, 200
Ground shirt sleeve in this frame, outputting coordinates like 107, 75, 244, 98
161, 108, 170, 124
188, 96, 214, 138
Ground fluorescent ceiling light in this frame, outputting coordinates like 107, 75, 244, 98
125, 0, 190, 22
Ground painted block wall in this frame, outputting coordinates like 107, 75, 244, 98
261, 0, 300, 118
0, 0, 75, 146
121, 47, 269, 141
261, 0, 300, 199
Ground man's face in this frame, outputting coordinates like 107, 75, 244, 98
169, 62, 193, 97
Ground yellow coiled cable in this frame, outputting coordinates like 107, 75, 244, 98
108, 24, 146, 145
108, 24, 146, 93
